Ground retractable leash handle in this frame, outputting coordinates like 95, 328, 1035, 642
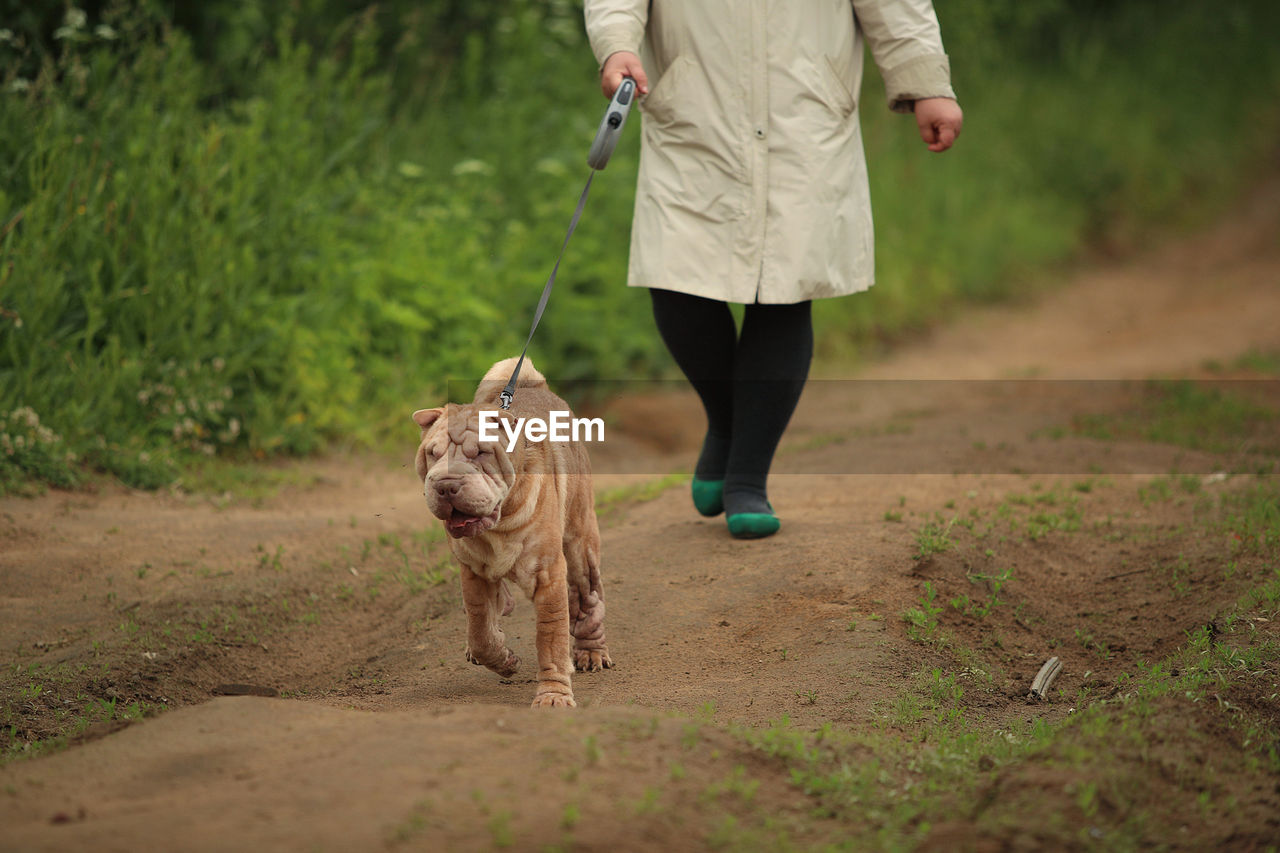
499, 77, 637, 410
587, 77, 636, 170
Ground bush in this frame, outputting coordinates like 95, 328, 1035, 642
1, 2, 1277, 490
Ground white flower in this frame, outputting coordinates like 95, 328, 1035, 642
94, 24, 117, 40
65, 8, 88, 29
535, 158, 568, 177
451, 159, 494, 177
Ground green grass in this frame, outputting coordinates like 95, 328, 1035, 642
2, 3, 1279, 492
733, 483, 1280, 849
1072, 380, 1280, 457
1206, 349, 1280, 376
594, 472, 687, 520
914, 514, 956, 559
3, 694, 157, 766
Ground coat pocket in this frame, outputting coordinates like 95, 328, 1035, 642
819, 55, 857, 118
637, 54, 691, 126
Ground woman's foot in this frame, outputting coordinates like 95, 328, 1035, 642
726, 511, 780, 539
691, 477, 725, 517
724, 491, 779, 539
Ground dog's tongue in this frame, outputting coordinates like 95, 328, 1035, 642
448, 510, 479, 531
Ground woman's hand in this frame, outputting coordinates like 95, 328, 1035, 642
914, 97, 963, 152
600, 51, 649, 99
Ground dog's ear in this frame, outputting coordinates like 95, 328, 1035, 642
412, 408, 444, 431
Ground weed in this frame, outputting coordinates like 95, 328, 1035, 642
915, 514, 957, 560
1075, 629, 1113, 661
255, 544, 285, 573
703, 765, 760, 805
594, 473, 686, 519
583, 735, 601, 766
903, 581, 943, 642
633, 786, 661, 815
1167, 554, 1192, 597
487, 810, 514, 848
951, 568, 1014, 618
388, 800, 434, 844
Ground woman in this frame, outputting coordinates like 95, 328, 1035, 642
584, 1, 963, 538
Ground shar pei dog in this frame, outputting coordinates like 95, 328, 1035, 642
412, 358, 612, 708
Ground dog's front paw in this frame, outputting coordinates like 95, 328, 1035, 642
574, 648, 614, 673
531, 690, 576, 709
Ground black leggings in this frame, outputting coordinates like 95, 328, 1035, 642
649, 288, 813, 513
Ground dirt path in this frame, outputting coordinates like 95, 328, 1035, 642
2, 181, 1278, 851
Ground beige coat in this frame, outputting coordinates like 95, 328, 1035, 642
584, 0, 955, 304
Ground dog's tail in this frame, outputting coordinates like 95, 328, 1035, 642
483, 357, 546, 389
474, 357, 547, 405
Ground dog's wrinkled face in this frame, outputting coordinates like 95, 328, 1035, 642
413, 404, 517, 539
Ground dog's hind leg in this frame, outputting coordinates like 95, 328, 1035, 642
460, 564, 520, 678
566, 521, 612, 673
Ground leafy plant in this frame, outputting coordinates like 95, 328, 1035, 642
903, 581, 943, 642
951, 567, 1014, 618
915, 515, 957, 560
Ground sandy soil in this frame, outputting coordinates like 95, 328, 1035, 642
1, 179, 1278, 851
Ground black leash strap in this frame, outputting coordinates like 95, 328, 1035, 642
499, 170, 595, 410
499, 78, 636, 410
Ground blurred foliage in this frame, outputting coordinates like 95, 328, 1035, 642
1, 0, 1278, 490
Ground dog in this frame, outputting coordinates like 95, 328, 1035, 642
412, 358, 611, 708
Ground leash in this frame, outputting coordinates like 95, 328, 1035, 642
499, 77, 637, 410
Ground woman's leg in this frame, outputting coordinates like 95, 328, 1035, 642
648, 288, 737, 483
723, 301, 813, 518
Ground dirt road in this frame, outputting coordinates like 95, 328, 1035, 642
2, 181, 1278, 851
